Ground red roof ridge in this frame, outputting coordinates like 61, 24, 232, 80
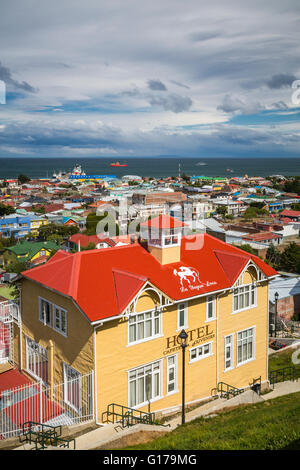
68, 252, 82, 299
213, 249, 250, 285
112, 268, 148, 283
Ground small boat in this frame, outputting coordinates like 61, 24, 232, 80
110, 162, 128, 167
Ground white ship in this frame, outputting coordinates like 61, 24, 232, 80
52, 164, 86, 181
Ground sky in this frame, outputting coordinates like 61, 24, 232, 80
0, 0, 300, 159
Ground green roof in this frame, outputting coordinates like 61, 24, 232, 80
7, 240, 60, 261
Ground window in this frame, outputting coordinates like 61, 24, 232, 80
63, 363, 82, 413
167, 355, 177, 394
39, 298, 52, 326
39, 297, 67, 336
206, 295, 216, 321
25, 336, 48, 383
237, 328, 255, 365
128, 360, 162, 408
128, 309, 161, 344
53, 305, 67, 336
177, 302, 188, 330
190, 342, 213, 362
224, 334, 233, 371
233, 285, 256, 312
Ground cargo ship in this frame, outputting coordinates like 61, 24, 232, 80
110, 162, 128, 167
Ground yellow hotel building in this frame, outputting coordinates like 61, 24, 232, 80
15, 215, 277, 423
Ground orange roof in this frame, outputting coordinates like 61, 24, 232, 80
141, 214, 186, 229
21, 234, 277, 323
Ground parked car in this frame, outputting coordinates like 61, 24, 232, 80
269, 339, 286, 351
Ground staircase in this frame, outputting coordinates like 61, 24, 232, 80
212, 382, 245, 400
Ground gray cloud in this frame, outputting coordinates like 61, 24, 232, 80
188, 31, 221, 42
217, 94, 265, 115
0, 62, 37, 93
267, 74, 297, 89
170, 80, 190, 90
147, 79, 167, 91
149, 93, 193, 113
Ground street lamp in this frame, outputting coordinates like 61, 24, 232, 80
178, 329, 188, 425
274, 292, 279, 338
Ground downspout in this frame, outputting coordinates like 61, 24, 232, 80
216, 293, 221, 390
19, 283, 23, 370
267, 281, 270, 387
93, 323, 103, 426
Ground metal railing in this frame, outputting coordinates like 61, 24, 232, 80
0, 371, 94, 440
105, 403, 155, 428
211, 382, 244, 400
19, 421, 75, 450
269, 366, 298, 389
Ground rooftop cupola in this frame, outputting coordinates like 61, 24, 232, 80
141, 214, 186, 265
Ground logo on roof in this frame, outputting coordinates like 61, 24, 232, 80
173, 266, 217, 293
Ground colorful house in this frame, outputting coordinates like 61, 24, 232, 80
14, 215, 277, 425
1, 240, 60, 269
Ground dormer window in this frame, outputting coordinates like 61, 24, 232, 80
140, 215, 186, 265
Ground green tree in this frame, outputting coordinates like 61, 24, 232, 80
266, 244, 281, 268
216, 206, 228, 219
17, 174, 31, 185
279, 242, 300, 273
238, 244, 257, 255
0, 204, 15, 217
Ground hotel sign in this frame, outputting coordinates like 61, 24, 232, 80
163, 324, 215, 356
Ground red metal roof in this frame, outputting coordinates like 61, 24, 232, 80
21, 234, 277, 323
242, 232, 281, 241
141, 214, 186, 229
280, 210, 300, 217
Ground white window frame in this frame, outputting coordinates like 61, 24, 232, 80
63, 362, 82, 414
232, 284, 256, 314
189, 341, 213, 363
177, 302, 188, 331
128, 309, 162, 346
53, 304, 68, 337
166, 354, 178, 396
25, 336, 48, 384
206, 295, 216, 322
224, 334, 234, 371
39, 297, 52, 327
236, 326, 256, 367
128, 359, 162, 409
38, 296, 68, 337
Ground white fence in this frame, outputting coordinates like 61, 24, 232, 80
0, 300, 19, 365
0, 371, 94, 440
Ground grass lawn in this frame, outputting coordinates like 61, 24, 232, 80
123, 393, 300, 450
0, 286, 14, 300
269, 347, 300, 374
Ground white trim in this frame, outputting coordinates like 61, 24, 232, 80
189, 341, 213, 364
224, 333, 234, 372
236, 325, 256, 367
52, 303, 68, 337
127, 308, 162, 346
177, 301, 188, 331
206, 294, 216, 322
63, 362, 82, 414
38, 296, 52, 327
232, 283, 257, 314
166, 353, 178, 396
127, 358, 163, 409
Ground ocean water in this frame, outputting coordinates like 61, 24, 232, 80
0, 157, 300, 179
